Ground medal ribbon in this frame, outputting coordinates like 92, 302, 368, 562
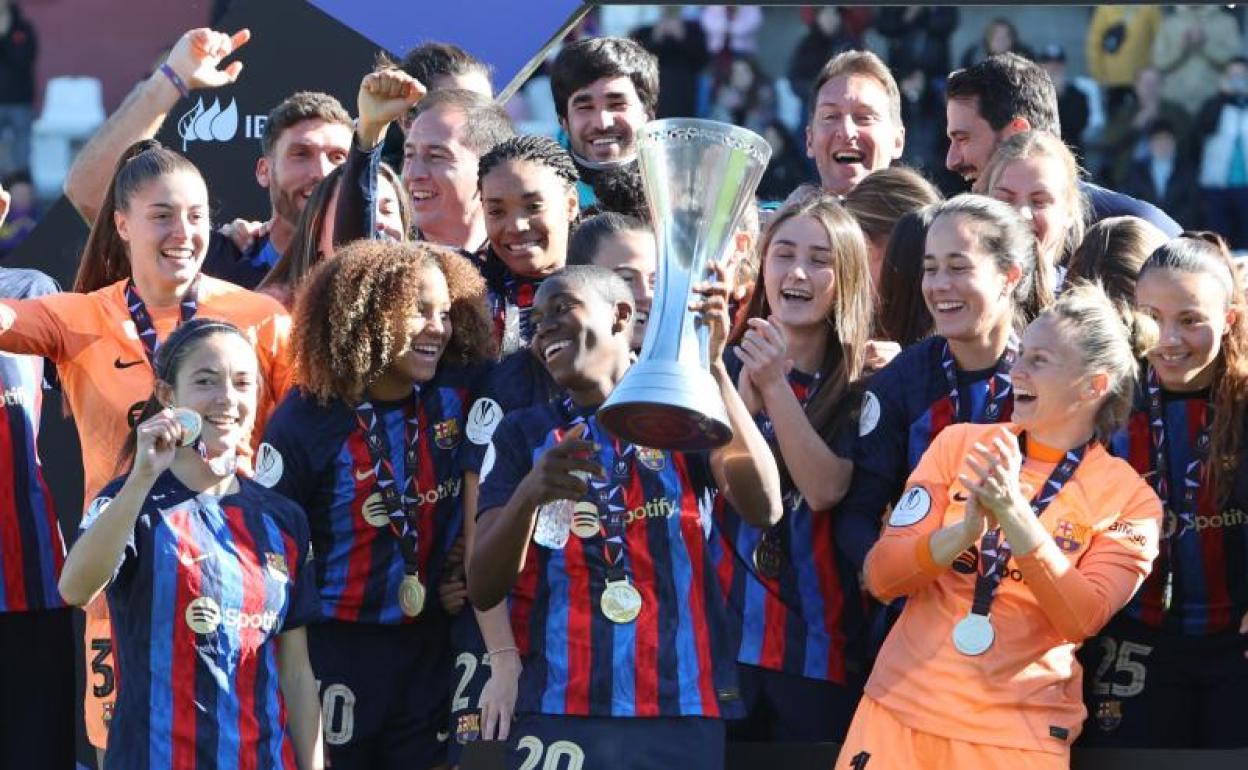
939, 332, 1018, 424
969, 435, 1089, 617
353, 391, 424, 576
754, 368, 822, 567
124, 277, 200, 368
1144, 365, 1213, 611
558, 398, 634, 584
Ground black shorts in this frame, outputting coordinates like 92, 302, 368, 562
447, 610, 493, 766
1078, 615, 1248, 749
308, 618, 451, 770
0, 608, 75, 769
726, 662, 861, 742
506, 713, 724, 770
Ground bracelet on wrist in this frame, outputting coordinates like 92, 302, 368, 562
487, 646, 520, 660
158, 63, 191, 99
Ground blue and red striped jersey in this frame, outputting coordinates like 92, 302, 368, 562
714, 359, 864, 683
459, 349, 559, 475
1111, 389, 1248, 635
261, 369, 474, 624
477, 401, 742, 719
84, 471, 319, 770
837, 336, 1014, 572
0, 267, 62, 612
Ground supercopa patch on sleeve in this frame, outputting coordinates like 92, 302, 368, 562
889, 486, 932, 527
859, 391, 881, 437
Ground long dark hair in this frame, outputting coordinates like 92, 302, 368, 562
1138, 233, 1248, 505
115, 319, 253, 474
75, 140, 205, 294
876, 206, 936, 346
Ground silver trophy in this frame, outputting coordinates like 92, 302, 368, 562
598, 119, 771, 451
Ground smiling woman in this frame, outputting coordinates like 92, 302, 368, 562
0, 139, 294, 755
478, 135, 581, 354
265, 239, 493, 767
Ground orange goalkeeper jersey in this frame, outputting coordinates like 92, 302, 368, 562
862, 422, 1161, 753
0, 275, 292, 510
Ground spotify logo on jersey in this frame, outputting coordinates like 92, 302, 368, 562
185, 596, 223, 635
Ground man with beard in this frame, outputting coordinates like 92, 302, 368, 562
944, 53, 1180, 236
63, 26, 355, 288
549, 37, 657, 212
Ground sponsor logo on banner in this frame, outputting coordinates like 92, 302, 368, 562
176, 97, 268, 150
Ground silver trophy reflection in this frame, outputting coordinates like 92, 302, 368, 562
598, 119, 771, 451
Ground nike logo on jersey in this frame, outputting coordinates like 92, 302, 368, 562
953, 491, 969, 502
355, 467, 376, 481
114, 356, 145, 369
178, 552, 213, 568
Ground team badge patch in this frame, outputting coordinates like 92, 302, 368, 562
1053, 519, 1088, 553
253, 442, 284, 488
466, 398, 502, 445
455, 712, 481, 744
889, 486, 931, 527
636, 446, 666, 472
434, 418, 462, 450
266, 552, 290, 582
1096, 700, 1123, 732
859, 391, 881, 436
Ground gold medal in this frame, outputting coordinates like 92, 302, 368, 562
600, 579, 642, 624
752, 529, 785, 579
399, 573, 426, 617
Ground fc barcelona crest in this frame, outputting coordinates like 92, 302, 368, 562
1095, 700, 1122, 732
636, 446, 666, 472
266, 552, 290, 582
434, 418, 462, 450
1053, 519, 1087, 553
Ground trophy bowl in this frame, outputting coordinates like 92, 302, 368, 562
598, 119, 771, 452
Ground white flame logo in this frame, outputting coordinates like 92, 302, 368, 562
177, 97, 240, 150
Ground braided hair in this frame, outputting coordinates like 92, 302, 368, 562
477, 135, 579, 190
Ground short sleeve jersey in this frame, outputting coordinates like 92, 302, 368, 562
478, 401, 741, 719
0, 267, 64, 612
83, 471, 318, 770
864, 423, 1161, 753
261, 370, 473, 624
837, 336, 1013, 571
713, 350, 864, 683
1110, 386, 1248, 635
0, 275, 293, 509
458, 349, 558, 475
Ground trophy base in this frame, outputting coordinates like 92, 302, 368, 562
598, 361, 733, 452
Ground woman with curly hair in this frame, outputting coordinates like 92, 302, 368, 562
260, 239, 493, 769
478, 134, 580, 355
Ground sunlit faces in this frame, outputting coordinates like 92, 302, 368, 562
562, 75, 649, 164
988, 155, 1075, 267
403, 105, 481, 243
1136, 268, 1236, 392
114, 170, 210, 298
387, 266, 453, 385
922, 214, 1019, 343
806, 74, 904, 196
482, 159, 578, 278
589, 228, 656, 349
763, 215, 837, 329
1009, 315, 1101, 431
257, 118, 352, 227
531, 278, 630, 387
165, 333, 259, 458
945, 97, 1000, 183
317, 175, 406, 258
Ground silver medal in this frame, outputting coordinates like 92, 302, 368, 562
952, 613, 995, 656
